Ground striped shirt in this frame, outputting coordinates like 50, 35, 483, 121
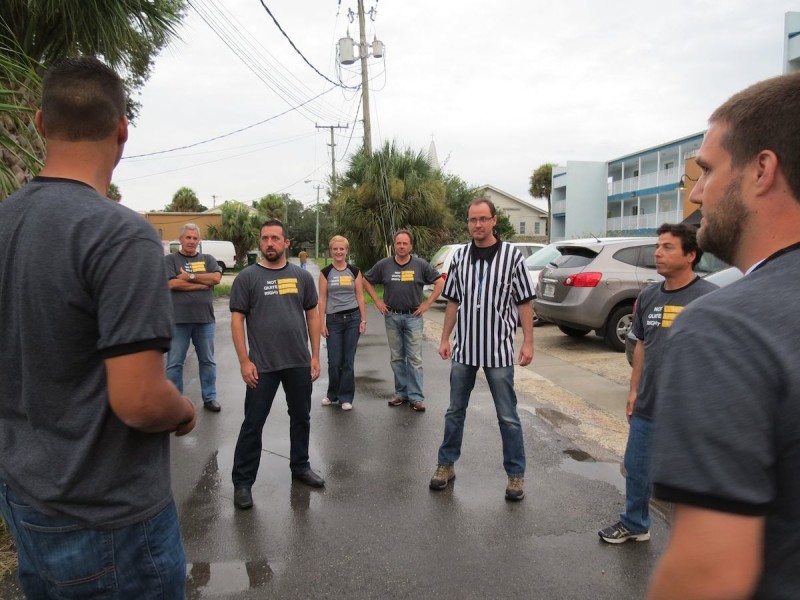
442, 241, 534, 367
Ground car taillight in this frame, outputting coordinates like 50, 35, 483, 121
563, 272, 602, 287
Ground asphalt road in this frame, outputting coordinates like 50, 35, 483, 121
1, 262, 667, 599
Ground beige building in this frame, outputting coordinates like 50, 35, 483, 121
477, 184, 549, 241
141, 212, 222, 241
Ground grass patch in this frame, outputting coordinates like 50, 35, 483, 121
213, 284, 232, 298
362, 284, 382, 305
0, 519, 16, 580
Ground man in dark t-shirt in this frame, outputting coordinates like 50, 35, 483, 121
0, 57, 195, 599
598, 223, 717, 544
363, 229, 443, 412
647, 73, 800, 599
165, 223, 222, 412
230, 219, 323, 510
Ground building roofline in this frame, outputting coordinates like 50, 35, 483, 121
478, 184, 548, 215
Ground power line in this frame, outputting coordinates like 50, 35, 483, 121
122, 89, 341, 159
258, 0, 359, 90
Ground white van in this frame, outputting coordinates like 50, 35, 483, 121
168, 239, 237, 272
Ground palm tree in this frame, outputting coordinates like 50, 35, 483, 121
0, 29, 43, 200
165, 186, 206, 212
0, 1, 187, 199
333, 141, 451, 268
206, 202, 260, 267
2, 0, 186, 121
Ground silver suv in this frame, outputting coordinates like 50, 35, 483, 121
533, 238, 661, 352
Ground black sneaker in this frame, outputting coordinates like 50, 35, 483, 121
598, 521, 650, 544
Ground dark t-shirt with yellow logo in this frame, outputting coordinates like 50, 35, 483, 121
230, 262, 318, 372
165, 251, 221, 324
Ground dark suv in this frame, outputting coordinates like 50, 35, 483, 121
533, 238, 660, 351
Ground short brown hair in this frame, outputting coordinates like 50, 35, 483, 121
710, 72, 800, 200
393, 229, 413, 244
469, 197, 497, 216
41, 57, 126, 141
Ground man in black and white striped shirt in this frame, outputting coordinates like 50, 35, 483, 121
430, 198, 535, 501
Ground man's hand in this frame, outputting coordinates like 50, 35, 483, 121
310, 357, 321, 382
517, 341, 533, 366
626, 390, 637, 423
414, 302, 432, 317
240, 359, 259, 388
172, 397, 197, 436
439, 339, 451, 360
375, 299, 387, 315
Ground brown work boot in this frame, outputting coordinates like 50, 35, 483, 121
505, 475, 525, 501
388, 397, 407, 407
429, 464, 455, 490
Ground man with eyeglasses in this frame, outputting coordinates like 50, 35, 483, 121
430, 197, 535, 501
363, 229, 444, 412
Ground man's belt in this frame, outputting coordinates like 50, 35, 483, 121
387, 307, 417, 314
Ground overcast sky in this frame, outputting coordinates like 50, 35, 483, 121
113, 1, 797, 213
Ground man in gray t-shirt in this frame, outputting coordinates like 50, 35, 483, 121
598, 223, 716, 544
647, 73, 800, 599
229, 219, 323, 510
0, 57, 195, 599
363, 229, 443, 412
165, 223, 222, 412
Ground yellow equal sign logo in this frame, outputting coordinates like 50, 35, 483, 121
339, 275, 353, 286
661, 305, 684, 328
277, 278, 299, 295
189, 261, 205, 273
400, 270, 415, 282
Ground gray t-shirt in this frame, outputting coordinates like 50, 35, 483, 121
230, 262, 318, 372
0, 177, 174, 528
651, 247, 800, 599
165, 251, 220, 323
321, 263, 360, 314
630, 276, 718, 420
364, 255, 440, 311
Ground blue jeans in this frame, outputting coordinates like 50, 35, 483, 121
166, 322, 217, 403
384, 314, 424, 401
232, 367, 312, 487
620, 415, 654, 533
325, 312, 361, 404
437, 361, 526, 475
0, 481, 186, 599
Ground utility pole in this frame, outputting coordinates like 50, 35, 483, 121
312, 185, 323, 259
338, 3, 383, 158
357, 0, 372, 156
316, 124, 347, 193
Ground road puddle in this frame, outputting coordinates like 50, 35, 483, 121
560, 449, 625, 493
186, 559, 273, 598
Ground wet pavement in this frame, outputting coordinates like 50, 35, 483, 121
1, 261, 668, 599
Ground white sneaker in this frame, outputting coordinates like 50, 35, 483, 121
341, 402, 353, 411
321, 397, 333, 406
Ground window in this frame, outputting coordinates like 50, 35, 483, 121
158, 228, 163, 239
664, 161, 674, 170
631, 206, 639, 216
534, 222, 541, 234
519, 221, 526, 234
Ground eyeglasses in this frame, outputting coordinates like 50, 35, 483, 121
467, 216, 494, 225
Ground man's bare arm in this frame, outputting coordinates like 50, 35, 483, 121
105, 350, 196, 435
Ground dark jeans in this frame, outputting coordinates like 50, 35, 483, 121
0, 481, 186, 599
325, 311, 361, 404
232, 367, 312, 487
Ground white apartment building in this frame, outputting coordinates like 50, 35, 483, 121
550, 132, 704, 241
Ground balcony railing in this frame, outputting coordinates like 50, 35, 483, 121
608, 167, 679, 195
606, 209, 683, 232
552, 199, 566, 214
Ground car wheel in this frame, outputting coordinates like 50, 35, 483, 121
557, 325, 591, 337
604, 305, 634, 352
218, 262, 226, 273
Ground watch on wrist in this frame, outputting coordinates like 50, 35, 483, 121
189, 273, 196, 280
